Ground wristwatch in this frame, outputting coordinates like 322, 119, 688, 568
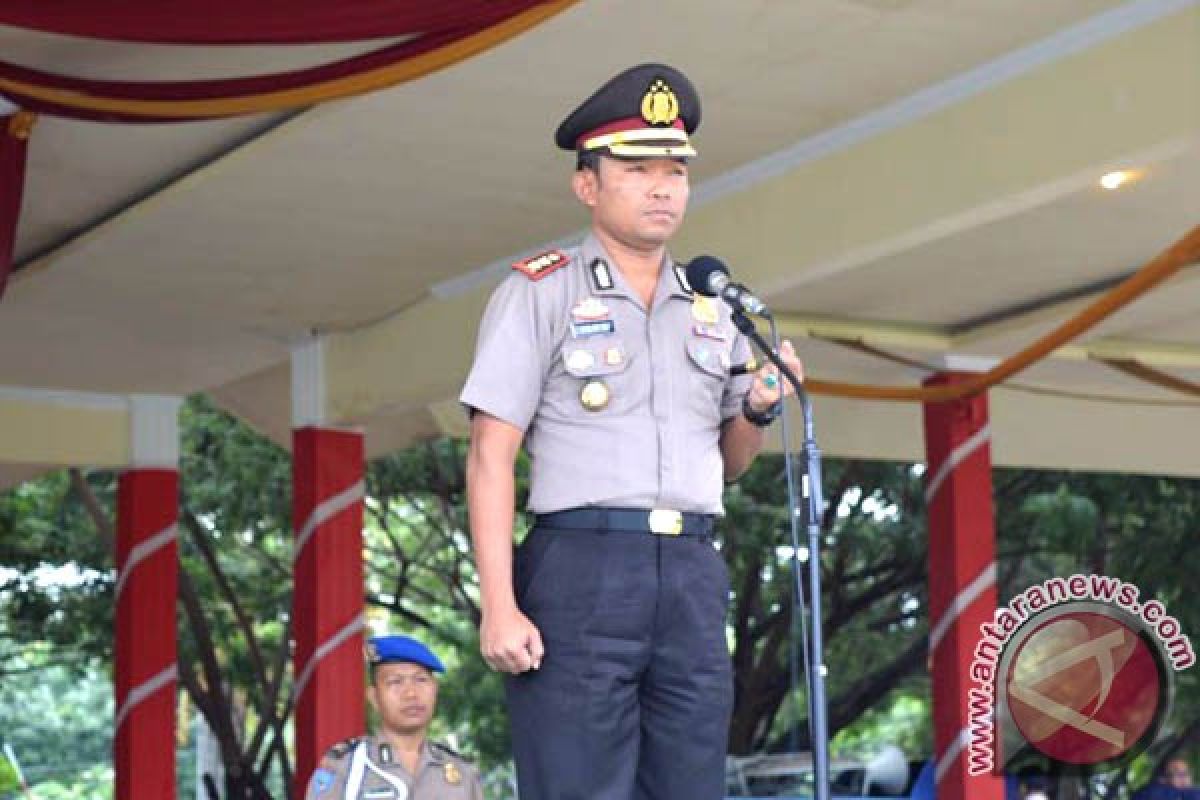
742, 391, 782, 428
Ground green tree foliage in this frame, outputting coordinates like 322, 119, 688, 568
0, 657, 113, 798
723, 457, 935, 755
0, 755, 19, 795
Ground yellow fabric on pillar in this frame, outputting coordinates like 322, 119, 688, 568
5, 111, 36, 139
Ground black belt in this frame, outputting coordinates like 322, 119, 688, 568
534, 507, 715, 537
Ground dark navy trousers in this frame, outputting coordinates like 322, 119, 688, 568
506, 526, 733, 800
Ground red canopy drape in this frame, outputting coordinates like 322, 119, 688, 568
0, 0, 544, 44
0, 1, 574, 122
0, 0, 575, 301
0, 24, 491, 123
0, 113, 33, 300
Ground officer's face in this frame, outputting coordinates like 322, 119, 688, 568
574, 156, 689, 250
369, 662, 438, 735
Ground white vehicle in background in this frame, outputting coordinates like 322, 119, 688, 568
726, 745, 918, 799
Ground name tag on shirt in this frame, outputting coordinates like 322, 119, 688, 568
572, 319, 616, 338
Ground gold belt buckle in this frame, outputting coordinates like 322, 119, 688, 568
648, 509, 683, 536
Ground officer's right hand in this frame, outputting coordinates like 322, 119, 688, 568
480, 604, 545, 674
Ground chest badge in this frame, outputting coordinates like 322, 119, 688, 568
566, 349, 596, 371
691, 296, 719, 325
692, 324, 727, 342
444, 762, 462, 785
571, 297, 610, 321
580, 379, 611, 411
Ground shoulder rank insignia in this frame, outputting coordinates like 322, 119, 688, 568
513, 249, 569, 281
431, 741, 462, 760
328, 736, 361, 759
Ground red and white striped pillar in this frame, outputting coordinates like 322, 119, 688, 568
922, 372, 1003, 800
115, 395, 182, 800
291, 339, 366, 796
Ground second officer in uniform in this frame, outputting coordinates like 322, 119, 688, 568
305, 635, 483, 800
461, 63, 803, 799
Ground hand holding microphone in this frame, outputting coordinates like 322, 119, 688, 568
684, 255, 804, 419
748, 339, 803, 411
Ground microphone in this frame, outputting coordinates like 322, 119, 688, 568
684, 255, 770, 316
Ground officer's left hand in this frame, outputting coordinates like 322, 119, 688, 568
747, 340, 803, 412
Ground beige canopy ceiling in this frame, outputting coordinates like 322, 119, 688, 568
2, 0, 1198, 487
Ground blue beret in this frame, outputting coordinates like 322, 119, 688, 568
366, 635, 445, 673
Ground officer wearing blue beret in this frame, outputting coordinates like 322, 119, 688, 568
305, 635, 483, 800
461, 63, 804, 800
1132, 758, 1197, 800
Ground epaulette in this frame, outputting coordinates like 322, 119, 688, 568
327, 736, 362, 759
430, 741, 465, 760
512, 249, 569, 281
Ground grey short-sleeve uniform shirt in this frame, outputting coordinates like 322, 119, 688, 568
460, 234, 754, 515
305, 736, 483, 800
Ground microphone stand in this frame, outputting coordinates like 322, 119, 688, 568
730, 308, 831, 800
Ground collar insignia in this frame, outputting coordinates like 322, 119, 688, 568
589, 258, 615, 291
673, 263, 693, 295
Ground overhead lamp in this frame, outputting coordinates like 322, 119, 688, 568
1099, 170, 1139, 190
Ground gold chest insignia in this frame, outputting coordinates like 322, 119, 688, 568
691, 296, 719, 325
641, 78, 680, 126
443, 762, 462, 785
580, 379, 611, 411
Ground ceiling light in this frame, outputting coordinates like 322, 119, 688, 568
1099, 170, 1138, 190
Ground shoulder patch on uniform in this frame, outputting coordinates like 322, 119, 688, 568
512, 249, 569, 281
310, 768, 335, 795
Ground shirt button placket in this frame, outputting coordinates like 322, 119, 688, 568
650, 310, 674, 502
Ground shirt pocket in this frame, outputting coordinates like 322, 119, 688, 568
555, 337, 634, 415
685, 337, 731, 424
561, 339, 629, 379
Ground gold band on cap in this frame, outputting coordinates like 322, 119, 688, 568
581, 126, 693, 155
605, 142, 697, 158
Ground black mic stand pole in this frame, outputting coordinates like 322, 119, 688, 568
730, 308, 831, 800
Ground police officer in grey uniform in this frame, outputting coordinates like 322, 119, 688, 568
461, 63, 803, 800
305, 635, 483, 800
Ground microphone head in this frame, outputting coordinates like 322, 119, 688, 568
684, 255, 729, 297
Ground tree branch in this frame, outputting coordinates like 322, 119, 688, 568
180, 509, 273, 715
68, 468, 114, 554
